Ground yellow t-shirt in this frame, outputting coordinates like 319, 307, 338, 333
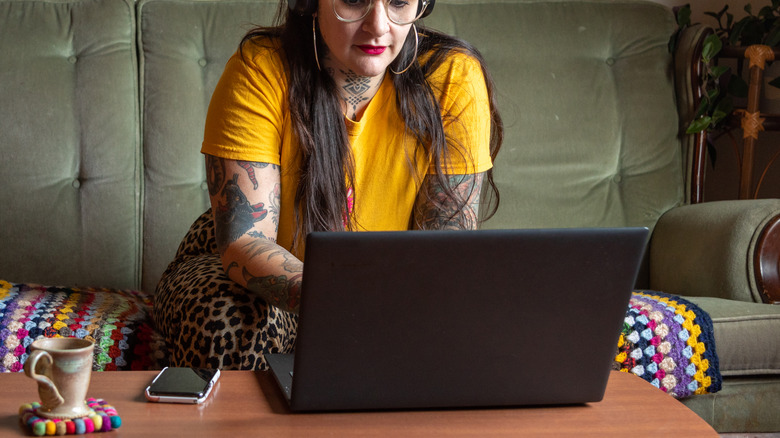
202, 38, 493, 257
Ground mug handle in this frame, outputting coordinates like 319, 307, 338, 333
24, 350, 65, 408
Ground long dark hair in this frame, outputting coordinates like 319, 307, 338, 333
241, 3, 503, 247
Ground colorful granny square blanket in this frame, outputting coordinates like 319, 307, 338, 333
1, 278, 722, 401
614, 291, 721, 398
19, 398, 121, 436
0, 280, 168, 372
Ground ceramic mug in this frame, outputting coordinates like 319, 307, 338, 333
23, 338, 94, 419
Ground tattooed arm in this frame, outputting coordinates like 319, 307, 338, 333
412, 173, 485, 230
205, 154, 303, 313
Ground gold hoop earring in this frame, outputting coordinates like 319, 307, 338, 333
391, 24, 418, 75
312, 16, 322, 71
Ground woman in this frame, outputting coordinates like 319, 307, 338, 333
155, 0, 503, 370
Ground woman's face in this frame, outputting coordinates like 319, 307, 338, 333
317, 0, 413, 79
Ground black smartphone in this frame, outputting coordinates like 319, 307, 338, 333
144, 367, 221, 404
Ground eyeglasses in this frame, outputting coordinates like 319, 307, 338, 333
332, 0, 429, 26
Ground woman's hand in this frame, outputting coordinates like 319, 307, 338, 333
205, 154, 303, 313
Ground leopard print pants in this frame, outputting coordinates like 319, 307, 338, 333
154, 209, 298, 370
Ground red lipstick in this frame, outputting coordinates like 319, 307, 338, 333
358, 45, 386, 55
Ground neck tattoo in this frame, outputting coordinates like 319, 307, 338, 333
340, 69, 375, 119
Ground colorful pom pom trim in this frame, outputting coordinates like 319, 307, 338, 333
19, 398, 121, 436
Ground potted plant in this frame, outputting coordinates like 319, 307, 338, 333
674, 1, 780, 199
675, 2, 780, 134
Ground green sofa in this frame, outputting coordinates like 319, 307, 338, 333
1, 0, 779, 433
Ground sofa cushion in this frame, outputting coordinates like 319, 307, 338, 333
684, 296, 780, 376
137, 0, 279, 293
424, 1, 683, 231
0, 0, 141, 290
0, 280, 167, 371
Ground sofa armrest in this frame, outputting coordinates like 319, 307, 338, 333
649, 199, 780, 304
756, 214, 780, 304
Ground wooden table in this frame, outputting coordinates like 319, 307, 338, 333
0, 370, 718, 437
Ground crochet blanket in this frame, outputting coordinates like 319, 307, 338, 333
0, 280, 167, 372
613, 291, 721, 398
1, 279, 722, 400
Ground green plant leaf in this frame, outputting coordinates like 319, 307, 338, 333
707, 140, 718, 168
693, 99, 710, 119
768, 75, 780, 89
742, 19, 766, 45
712, 97, 733, 123
714, 95, 734, 113
718, 4, 729, 19
728, 75, 749, 98
766, 25, 780, 46
708, 87, 720, 99
687, 116, 713, 134
677, 4, 692, 27
702, 34, 723, 61
730, 18, 751, 45
710, 65, 729, 78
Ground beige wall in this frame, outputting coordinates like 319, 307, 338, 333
650, 0, 751, 23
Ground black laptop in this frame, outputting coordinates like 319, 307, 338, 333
265, 227, 648, 412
